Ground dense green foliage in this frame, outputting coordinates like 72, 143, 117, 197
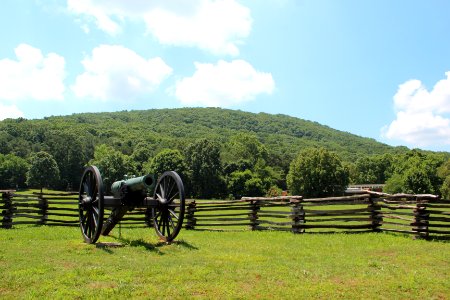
287, 147, 349, 197
144, 149, 190, 194
185, 139, 225, 199
384, 150, 445, 194
0, 107, 449, 197
437, 159, 450, 198
350, 154, 394, 184
88, 144, 136, 192
26, 151, 60, 193
145, 149, 188, 179
0, 154, 28, 189
227, 169, 266, 198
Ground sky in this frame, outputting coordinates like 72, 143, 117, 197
1, 0, 450, 152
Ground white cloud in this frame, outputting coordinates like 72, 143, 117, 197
175, 59, 275, 106
0, 104, 24, 121
67, 0, 121, 35
66, 0, 252, 56
0, 44, 66, 101
383, 72, 450, 147
71, 45, 172, 101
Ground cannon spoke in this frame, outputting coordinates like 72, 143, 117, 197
156, 192, 164, 202
92, 210, 98, 230
160, 182, 166, 200
168, 214, 175, 231
85, 172, 92, 196
84, 210, 91, 235
166, 217, 171, 237
168, 191, 179, 203
166, 177, 176, 201
163, 177, 169, 199
83, 182, 89, 196
163, 211, 168, 235
81, 210, 88, 229
168, 208, 179, 220
89, 172, 96, 196
85, 203, 92, 238
158, 212, 164, 232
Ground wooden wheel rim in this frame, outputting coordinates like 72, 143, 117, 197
152, 171, 185, 242
78, 166, 104, 244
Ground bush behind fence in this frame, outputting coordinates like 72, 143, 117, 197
1, 190, 449, 239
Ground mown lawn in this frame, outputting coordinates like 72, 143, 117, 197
0, 225, 449, 299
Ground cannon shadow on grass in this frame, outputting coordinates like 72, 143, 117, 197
96, 235, 199, 254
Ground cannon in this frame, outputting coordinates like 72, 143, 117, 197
78, 166, 185, 244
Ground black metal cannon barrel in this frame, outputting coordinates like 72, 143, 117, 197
78, 166, 185, 244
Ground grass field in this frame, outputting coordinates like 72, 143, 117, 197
0, 225, 449, 299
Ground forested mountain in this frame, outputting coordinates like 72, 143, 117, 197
0, 107, 402, 160
3, 107, 448, 197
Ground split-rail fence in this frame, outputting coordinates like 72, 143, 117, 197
1, 190, 449, 239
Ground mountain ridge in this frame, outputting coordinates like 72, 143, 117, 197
0, 107, 407, 164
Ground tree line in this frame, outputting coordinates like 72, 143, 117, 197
0, 108, 449, 198
1, 132, 450, 199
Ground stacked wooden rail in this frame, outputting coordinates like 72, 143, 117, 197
185, 192, 450, 239
1, 191, 449, 239
1, 192, 80, 227
0, 191, 151, 229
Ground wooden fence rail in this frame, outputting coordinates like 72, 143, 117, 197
186, 192, 450, 239
1, 190, 449, 239
0, 191, 151, 229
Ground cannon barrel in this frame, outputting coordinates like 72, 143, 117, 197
103, 174, 155, 236
111, 174, 155, 198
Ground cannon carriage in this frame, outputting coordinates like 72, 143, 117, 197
78, 166, 185, 244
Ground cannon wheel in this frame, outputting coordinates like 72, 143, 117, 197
78, 166, 104, 244
152, 171, 185, 242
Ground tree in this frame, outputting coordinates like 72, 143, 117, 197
287, 147, 349, 197
26, 151, 60, 193
0, 154, 29, 189
185, 139, 225, 199
132, 142, 155, 173
383, 173, 404, 194
440, 176, 450, 199
351, 154, 394, 184
89, 144, 137, 193
227, 170, 265, 199
144, 149, 188, 183
44, 130, 90, 191
436, 158, 450, 199
384, 150, 444, 194
227, 133, 268, 168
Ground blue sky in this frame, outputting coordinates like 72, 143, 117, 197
1, 1, 450, 152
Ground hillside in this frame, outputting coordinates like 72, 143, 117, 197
0, 107, 402, 162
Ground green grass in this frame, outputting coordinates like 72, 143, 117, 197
0, 226, 449, 299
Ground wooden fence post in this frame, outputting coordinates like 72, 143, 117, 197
368, 194, 382, 232
291, 197, 304, 234
38, 193, 48, 225
249, 200, 260, 231
185, 200, 197, 230
1, 192, 13, 229
413, 197, 429, 240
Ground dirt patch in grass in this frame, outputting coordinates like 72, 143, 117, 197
87, 282, 118, 289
